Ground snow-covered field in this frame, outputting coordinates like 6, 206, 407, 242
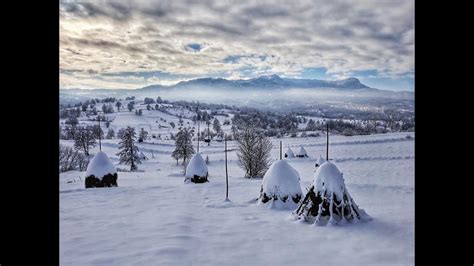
60, 132, 414, 265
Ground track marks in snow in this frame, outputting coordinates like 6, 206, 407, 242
289, 136, 414, 147
205, 199, 248, 208
334, 155, 414, 162
153, 246, 189, 256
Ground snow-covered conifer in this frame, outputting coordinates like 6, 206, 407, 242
171, 127, 195, 165
116, 126, 141, 171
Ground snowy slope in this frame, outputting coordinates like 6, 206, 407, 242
60, 133, 414, 265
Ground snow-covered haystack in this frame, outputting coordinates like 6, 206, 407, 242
85, 151, 118, 188
315, 156, 326, 167
185, 153, 209, 183
296, 146, 308, 157
285, 147, 295, 158
258, 160, 303, 210
294, 161, 371, 225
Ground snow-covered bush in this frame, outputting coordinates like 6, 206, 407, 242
294, 161, 371, 225
258, 160, 303, 210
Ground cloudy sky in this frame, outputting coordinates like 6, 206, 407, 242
60, 0, 414, 91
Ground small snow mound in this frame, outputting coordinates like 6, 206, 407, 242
296, 146, 308, 157
314, 161, 344, 198
259, 160, 303, 209
85, 151, 116, 180
315, 156, 326, 167
185, 153, 208, 178
285, 147, 295, 158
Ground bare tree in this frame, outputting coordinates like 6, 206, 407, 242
59, 144, 89, 172
74, 126, 96, 156
236, 126, 273, 178
63, 125, 77, 140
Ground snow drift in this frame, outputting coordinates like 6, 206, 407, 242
258, 160, 303, 210
185, 153, 209, 183
294, 161, 371, 225
85, 151, 118, 188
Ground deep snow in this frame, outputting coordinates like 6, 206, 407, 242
60, 132, 414, 265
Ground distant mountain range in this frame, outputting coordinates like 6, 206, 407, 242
140, 75, 373, 91
60, 75, 413, 110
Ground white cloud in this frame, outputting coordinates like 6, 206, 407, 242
60, 0, 414, 90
